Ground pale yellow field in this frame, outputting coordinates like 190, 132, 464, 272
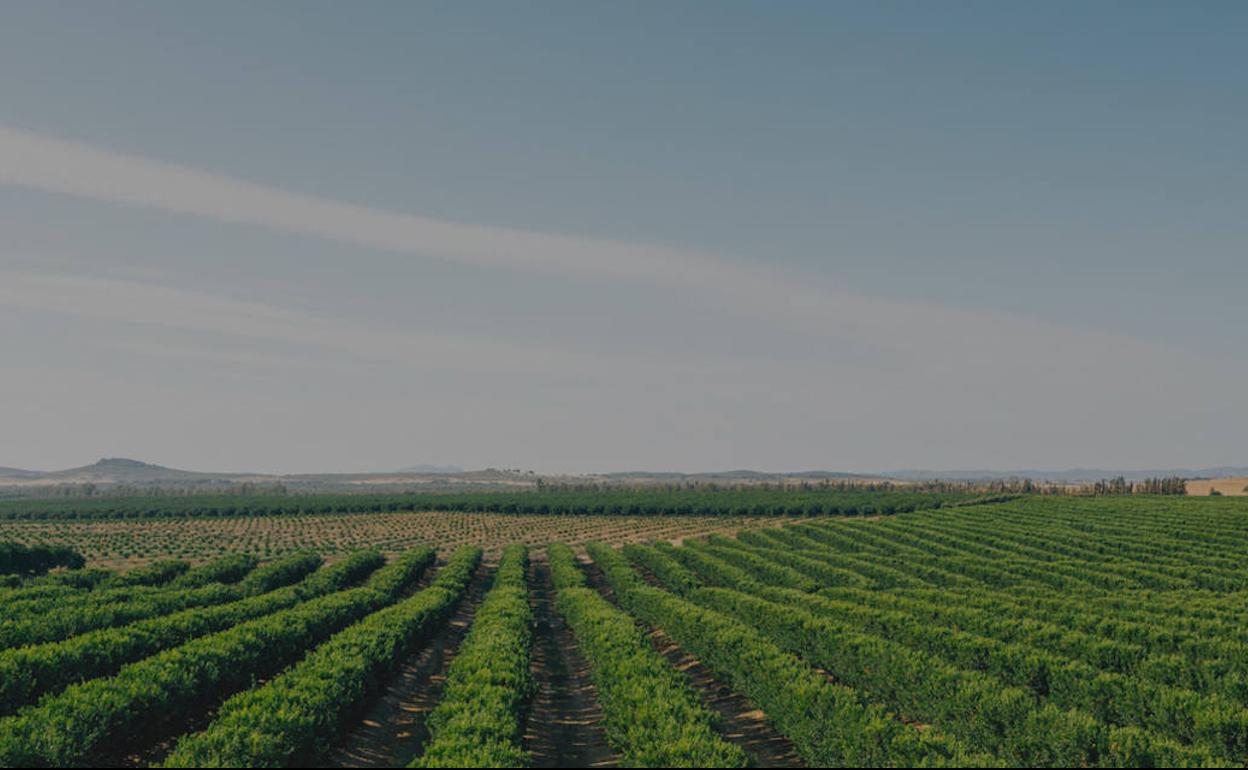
1186, 477, 1248, 496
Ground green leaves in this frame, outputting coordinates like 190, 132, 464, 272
0, 550, 375, 715
0, 487, 973, 521
0, 549, 411, 767
412, 545, 532, 768
588, 543, 986, 768
161, 546, 467, 768
551, 543, 746, 768
0, 542, 83, 575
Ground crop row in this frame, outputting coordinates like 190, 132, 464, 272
682, 533, 1248, 762
1, 553, 259, 622
162, 546, 473, 767
0, 548, 423, 767
0, 550, 370, 716
586, 542, 988, 767
0, 552, 320, 649
411, 544, 532, 767
547, 543, 746, 767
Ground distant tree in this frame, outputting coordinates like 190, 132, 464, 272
0, 542, 85, 575
1135, 476, 1187, 496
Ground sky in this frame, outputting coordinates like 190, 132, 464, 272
1, 1, 1246, 474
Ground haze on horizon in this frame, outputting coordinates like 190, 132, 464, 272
2, 1, 1246, 476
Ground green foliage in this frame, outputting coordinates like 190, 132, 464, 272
108, 558, 191, 586
0, 487, 973, 521
161, 546, 467, 767
621, 542, 703, 596
550, 543, 746, 767
586, 543, 989, 767
0, 552, 323, 651
240, 550, 323, 594
546, 542, 586, 591
0, 581, 240, 649
170, 553, 259, 588
412, 545, 533, 768
0, 542, 84, 575
644, 496, 1248, 766
0, 549, 418, 767
0, 549, 387, 716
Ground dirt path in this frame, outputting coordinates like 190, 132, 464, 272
328, 564, 493, 768
524, 558, 617, 768
582, 557, 804, 768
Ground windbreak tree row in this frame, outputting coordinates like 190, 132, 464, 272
0, 487, 975, 521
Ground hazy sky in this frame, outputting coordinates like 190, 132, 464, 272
2, 1, 1246, 474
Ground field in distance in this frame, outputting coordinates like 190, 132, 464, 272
1185, 476, 1248, 496
0, 487, 970, 568
0, 510, 812, 569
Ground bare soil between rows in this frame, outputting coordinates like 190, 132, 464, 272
524, 558, 617, 768
328, 563, 493, 767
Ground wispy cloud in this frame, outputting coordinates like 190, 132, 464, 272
3, 125, 1246, 463
0, 124, 1086, 360
0, 271, 613, 374
0, 125, 737, 289
0, 124, 1217, 369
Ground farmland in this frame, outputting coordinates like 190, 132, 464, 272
1, 492, 1247, 767
0, 488, 970, 569
0, 511, 813, 569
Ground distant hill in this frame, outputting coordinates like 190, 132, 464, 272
885, 467, 1248, 483
2, 458, 1245, 493
0, 457, 517, 495
0, 466, 43, 480
395, 464, 465, 474
48, 457, 234, 482
0, 457, 266, 485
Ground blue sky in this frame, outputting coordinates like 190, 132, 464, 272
1, 1, 1245, 473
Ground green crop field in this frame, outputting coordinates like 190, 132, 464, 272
1, 493, 1246, 767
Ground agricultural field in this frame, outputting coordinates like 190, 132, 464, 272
0, 511, 813, 569
0, 488, 970, 569
1, 493, 1247, 768
1186, 477, 1248, 496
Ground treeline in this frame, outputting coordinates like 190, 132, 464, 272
1090, 476, 1187, 496
0, 488, 976, 521
0, 542, 85, 575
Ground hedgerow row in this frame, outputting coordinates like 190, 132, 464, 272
411, 544, 532, 767
162, 546, 473, 767
547, 543, 746, 767
587, 542, 990, 767
0, 550, 370, 716
0, 548, 417, 767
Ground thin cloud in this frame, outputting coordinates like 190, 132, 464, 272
0, 271, 613, 374
0, 125, 738, 289
2, 125, 1246, 418
0, 124, 1088, 358
0, 124, 1218, 367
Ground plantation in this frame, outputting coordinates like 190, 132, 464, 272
0, 493, 1246, 767
0, 510, 823, 569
